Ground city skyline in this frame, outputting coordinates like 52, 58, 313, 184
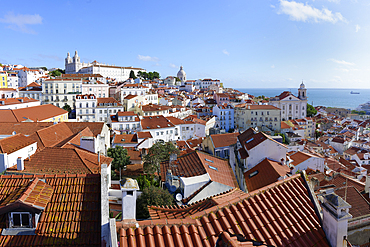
1, 0, 369, 88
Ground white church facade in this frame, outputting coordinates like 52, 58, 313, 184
269, 82, 308, 121
65, 51, 146, 82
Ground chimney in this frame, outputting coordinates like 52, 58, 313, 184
365, 174, 370, 194
120, 178, 139, 221
322, 192, 352, 247
166, 169, 173, 186
17, 157, 24, 171
365, 153, 369, 160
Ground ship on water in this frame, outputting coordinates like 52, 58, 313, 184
351, 91, 360, 94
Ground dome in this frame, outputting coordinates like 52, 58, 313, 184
300, 81, 305, 89
177, 66, 186, 81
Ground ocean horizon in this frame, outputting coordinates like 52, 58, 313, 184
236, 88, 370, 110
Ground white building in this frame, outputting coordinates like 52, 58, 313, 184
65, 51, 146, 82
6, 71, 19, 89
42, 78, 83, 108
140, 115, 176, 143
12, 67, 48, 87
19, 82, 42, 100
110, 111, 141, 134
0, 88, 18, 99
75, 94, 124, 122
0, 97, 40, 110
0, 134, 37, 172
81, 80, 109, 98
269, 82, 307, 121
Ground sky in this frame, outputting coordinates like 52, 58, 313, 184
0, 0, 369, 89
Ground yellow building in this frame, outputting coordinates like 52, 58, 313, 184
0, 72, 7, 88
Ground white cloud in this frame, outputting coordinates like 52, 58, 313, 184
222, 49, 230, 56
271, 65, 275, 69
271, 5, 276, 8
278, 0, 346, 23
169, 63, 176, 68
329, 58, 355, 66
137, 55, 159, 62
355, 24, 361, 32
0, 12, 42, 34
327, 0, 340, 3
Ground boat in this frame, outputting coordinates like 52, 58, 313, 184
350, 91, 360, 94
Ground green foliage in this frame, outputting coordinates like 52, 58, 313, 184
137, 174, 160, 190
62, 104, 72, 113
143, 141, 180, 175
307, 103, 317, 117
107, 146, 131, 179
136, 186, 175, 219
40, 67, 48, 71
137, 71, 160, 80
129, 70, 137, 79
351, 110, 366, 115
175, 77, 181, 82
274, 133, 288, 144
50, 70, 62, 77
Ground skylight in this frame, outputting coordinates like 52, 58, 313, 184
205, 158, 214, 163
249, 170, 258, 178
208, 165, 218, 171
246, 138, 254, 143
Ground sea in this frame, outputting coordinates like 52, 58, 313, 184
236, 88, 370, 110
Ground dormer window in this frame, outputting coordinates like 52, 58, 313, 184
10, 212, 31, 228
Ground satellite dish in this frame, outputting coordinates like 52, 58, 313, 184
169, 185, 177, 193
175, 193, 183, 201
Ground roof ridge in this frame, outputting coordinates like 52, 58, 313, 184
74, 148, 95, 173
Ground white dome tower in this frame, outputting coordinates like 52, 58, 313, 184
298, 81, 307, 100
177, 66, 186, 85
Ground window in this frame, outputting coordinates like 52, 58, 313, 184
10, 212, 31, 228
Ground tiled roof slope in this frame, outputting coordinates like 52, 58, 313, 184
320, 173, 365, 192
64, 122, 106, 137
244, 158, 291, 192
333, 186, 370, 219
0, 178, 53, 212
7, 147, 112, 175
118, 174, 330, 247
0, 134, 36, 154
160, 151, 238, 188
12, 104, 67, 122
211, 132, 239, 148
0, 174, 101, 246
28, 122, 73, 149
0, 122, 53, 135
149, 188, 246, 219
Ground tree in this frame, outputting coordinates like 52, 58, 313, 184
137, 174, 160, 190
175, 77, 181, 82
136, 186, 174, 219
62, 104, 72, 113
143, 141, 180, 174
307, 103, 317, 117
107, 146, 131, 179
129, 70, 137, 79
50, 70, 62, 77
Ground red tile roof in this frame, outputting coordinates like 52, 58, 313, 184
0, 104, 67, 122
333, 186, 370, 219
7, 146, 112, 175
210, 132, 239, 148
244, 158, 291, 192
28, 122, 73, 149
320, 173, 365, 192
0, 134, 36, 154
137, 131, 152, 139
64, 122, 106, 138
0, 174, 101, 246
141, 116, 174, 130
117, 174, 330, 247
160, 151, 238, 188
0, 122, 53, 135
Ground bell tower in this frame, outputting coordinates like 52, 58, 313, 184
298, 81, 307, 100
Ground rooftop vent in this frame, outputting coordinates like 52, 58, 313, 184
157, 125, 160, 128
246, 138, 254, 144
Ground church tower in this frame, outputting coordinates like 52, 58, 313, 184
177, 66, 186, 85
72, 50, 82, 73
298, 81, 307, 100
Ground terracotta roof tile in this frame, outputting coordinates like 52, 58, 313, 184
7, 146, 112, 175
160, 151, 238, 188
0, 134, 36, 154
0, 104, 67, 122
210, 132, 239, 148
0, 122, 53, 135
0, 174, 101, 246
118, 174, 330, 247
244, 158, 291, 192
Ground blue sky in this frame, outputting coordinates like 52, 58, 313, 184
0, 0, 369, 88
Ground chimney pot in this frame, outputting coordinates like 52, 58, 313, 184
17, 157, 24, 171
